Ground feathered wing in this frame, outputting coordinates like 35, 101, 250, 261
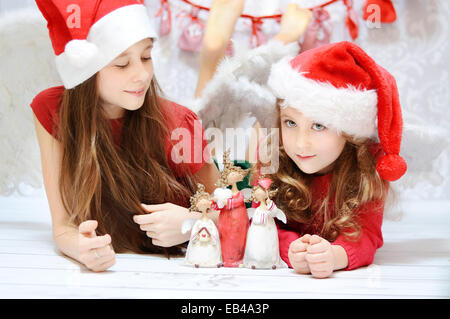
398, 112, 449, 189
0, 8, 62, 195
247, 207, 256, 220
190, 40, 300, 131
181, 218, 197, 235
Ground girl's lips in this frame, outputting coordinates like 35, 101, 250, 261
297, 154, 315, 160
124, 88, 145, 97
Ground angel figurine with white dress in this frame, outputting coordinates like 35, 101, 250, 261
243, 177, 288, 269
181, 184, 222, 268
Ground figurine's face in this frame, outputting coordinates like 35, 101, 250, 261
254, 187, 266, 202
227, 171, 243, 185
280, 106, 346, 175
197, 197, 211, 212
198, 229, 210, 242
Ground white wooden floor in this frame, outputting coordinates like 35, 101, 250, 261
0, 186, 449, 299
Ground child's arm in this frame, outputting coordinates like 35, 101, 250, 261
301, 200, 385, 278
33, 115, 115, 272
331, 200, 385, 270
195, 0, 246, 98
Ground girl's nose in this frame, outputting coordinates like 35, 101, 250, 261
295, 129, 311, 150
132, 62, 152, 83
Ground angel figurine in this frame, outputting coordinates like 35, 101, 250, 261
211, 150, 251, 267
243, 177, 288, 269
181, 184, 222, 268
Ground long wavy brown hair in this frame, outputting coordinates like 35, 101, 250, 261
57, 75, 198, 254
267, 103, 389, 242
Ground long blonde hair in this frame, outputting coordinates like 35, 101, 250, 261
268, 103, 388, 242
57, 75, 198, 254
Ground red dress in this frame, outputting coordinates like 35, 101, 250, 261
277, 144, 387, 271
212, 191, 249, 267
30, 86, 210, 177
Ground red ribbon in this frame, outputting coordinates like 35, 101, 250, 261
344, 0, 359, 40
155, 0, 172, 36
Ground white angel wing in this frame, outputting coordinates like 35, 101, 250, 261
247, 207, 256, 220
0, 8, 62, 195
240, 187, 252, 202
272, 207, 287, 224
191, 40, 300, 131
181, 218, 197, 234
398, 113, 449, 189
267, 201, 287, 224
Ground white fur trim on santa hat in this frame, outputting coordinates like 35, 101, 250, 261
268, 57, 379, 139
55, 4, 157, 89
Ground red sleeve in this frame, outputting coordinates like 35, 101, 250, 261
164, 100, 210, 177
277, 224, 301, 268
225, 192, 245, 210
332, 199, 385, 270
29, 86, 65, 137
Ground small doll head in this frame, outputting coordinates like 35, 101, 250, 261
189, 184, 212, 214
247, 177, 278, 203
215, 149, 251, 187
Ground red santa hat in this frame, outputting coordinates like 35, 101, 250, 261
268, 41, 407, 182
36, 0, 157, 89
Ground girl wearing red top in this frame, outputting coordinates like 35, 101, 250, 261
193, 5, 406, 278
264, 42, 407, 278
31, 0, 219, 272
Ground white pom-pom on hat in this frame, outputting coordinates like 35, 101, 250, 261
64, 39, 99, 68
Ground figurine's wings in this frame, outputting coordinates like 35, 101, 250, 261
181, 218, 197, 234
240, 187, 252, 202
247, 208, 256, 220
268, 201, 287, 224
0, 8, 62, 195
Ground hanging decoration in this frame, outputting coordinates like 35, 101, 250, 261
300, 7, 331, 52
152, 0, 397, 53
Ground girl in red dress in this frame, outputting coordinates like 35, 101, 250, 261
30, 0, 219, 272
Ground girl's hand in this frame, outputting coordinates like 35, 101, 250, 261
288, 234, 312, 274
305, 235, 334, 278
274, 4, 313, 44
78, 220, 116, 272
133, 203, 193, 247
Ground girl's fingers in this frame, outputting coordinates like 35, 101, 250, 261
79, 220, 98, 237
305, 251, 329, 264
95, 244, 114, 258
290, 240, 308, 253
80, 234, 111, 251
90, 254, 116, 272
309, 234, 322, 245
290, 251, 308, 264
299, 234, 312, 243
141, 203, 171, 212
146, 231, 158, 239
133, 211, 161, 225
307, 241, 328, 254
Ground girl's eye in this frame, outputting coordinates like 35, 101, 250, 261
284, 119, 296, 128
312, 123, 326, 131
116, 63, 129, 68
142, 57, 152, 61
